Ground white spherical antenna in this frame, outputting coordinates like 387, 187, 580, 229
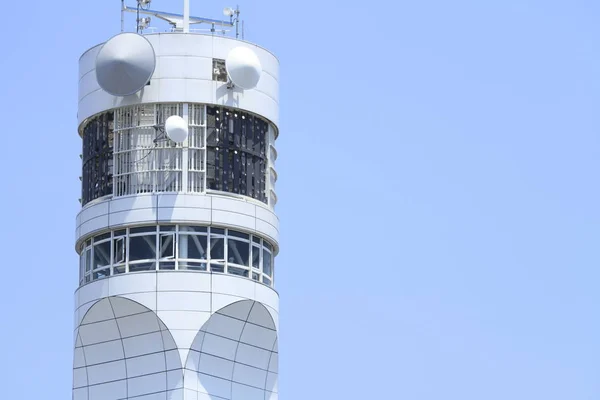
223, 7, 235, 17
165, 115, 189, 142
225, 47, 262, 90
95, 33, 156, 97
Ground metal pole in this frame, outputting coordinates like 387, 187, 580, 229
121, 0, 125, 32
183, 0, 190, 33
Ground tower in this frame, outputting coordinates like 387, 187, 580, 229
73, 2, 280, 399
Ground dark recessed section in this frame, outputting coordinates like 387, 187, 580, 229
206, 106, 268, 203
81, 113, 113, 205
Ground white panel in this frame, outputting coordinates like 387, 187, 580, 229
122, 331, 165, 358
82, 340, 124, 365
239, 323, 277, 351
128, 372, 167, 397
78, 283, 108, 309
73, 387, 88, 400
254, 219, 279, 245
158, 207, 211, 223
76, 301, 96, 327
121, 291, 158, 311
199, 333, 238, 361
232, 363, 267, 389
88, 379, 127, 400
74, 347, 87, 369
109, 208, 157, 227
266, 372, 278, 392
184, 388, 199, 400
264, 305, 279, 331
203, 313, 244, 340
109, 273, 157, 296
79, 201, 110, 225
160, 56, 188, 78
231, 382, 264, 400
117, 311, 161, 338
157, 33, 191, 56
73, 367, 88, 388
211, 293, 245, 314
170, 329, 199, 351
255, 206, 279, 231
157, 292, 211, 312
212, 197, 256, 217
134, 392, 169, 400
157, 272, 211, 293
168, 369, 184, 390
254, 285, 279, 313
168, 388, 185, 400
110, 194, 156, 213
197, 373, 231, 399
79, 45, 101, 77
162, 330, 179, 351
235, 343, 272, 371
198, 353, 235, 378
212, 274, 255, 300
87, 360, 127, 385
126, 352, 166, 378
79, 319, 120, 345
158, 310, 210, 331
79, 216, 110, 238
183, 57, 213, 80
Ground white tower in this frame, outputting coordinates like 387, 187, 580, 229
73, 2, 280, 399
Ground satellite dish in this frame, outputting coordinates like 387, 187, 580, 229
225, 47, 262, 90
165, 115, 188, 142
95, 33, 156, 97
223, 7, 235, 17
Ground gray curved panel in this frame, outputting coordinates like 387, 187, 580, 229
184, 300, 278, 400
73, 296, 184, 400
78, 33, 279, 128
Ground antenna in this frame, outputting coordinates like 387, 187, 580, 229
164, 115, 189, 142
226, 46, 262, 89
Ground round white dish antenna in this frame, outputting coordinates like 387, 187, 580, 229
226, 47, 262, 90
165, 115, 189, 142
223, 7, 235, 17
95, 33, 156, 97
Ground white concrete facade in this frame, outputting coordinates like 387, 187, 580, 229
74, 30, 281, 400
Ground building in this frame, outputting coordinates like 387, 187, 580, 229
72, 2, 280, 399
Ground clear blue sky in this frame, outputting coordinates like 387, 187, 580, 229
1, 0, 598, 398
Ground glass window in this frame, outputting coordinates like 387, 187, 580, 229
129, 262, 155, 272
210, 237, 225, 260
211, 264, 225, 273
179, 234, 207, 259
129, 235, 156, 261
114, 229, 126, 236
93, 269, 110, 280
130, 226, 157, 235
228, 239, 249, 266
85, 248, 91, 272
95, 232, 111, 242
179, 261, 207, 271
263, 276, 272, 286
114, 265, 126, 274
211, 227, 225, 235
263, 249, 272, 277
160, 234, 175, 259
113, 237, 125, 264
93, 241, 111, 270
252, 245, 260, 269
252, 236, 261, 244
159, 261, 176, 270
264, 241, 273, 252
160, 225, 176, 232
180, 226, 207, 233
228, 266, 249, 277
229, 230, 249, 240
252, 272, 260, 281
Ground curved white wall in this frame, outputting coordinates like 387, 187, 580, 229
78, 33, 280, 129
75, 193, 279, 250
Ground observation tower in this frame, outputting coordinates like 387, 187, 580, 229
73, 2, 280, 399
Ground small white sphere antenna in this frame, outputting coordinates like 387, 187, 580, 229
165, 116, 189, 142
226, 47, 262, 90
223, 7, 235, 17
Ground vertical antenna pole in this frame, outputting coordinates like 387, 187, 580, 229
235, 5, 240, 39
121, 0, 125, 32
183, 0, 190, 33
